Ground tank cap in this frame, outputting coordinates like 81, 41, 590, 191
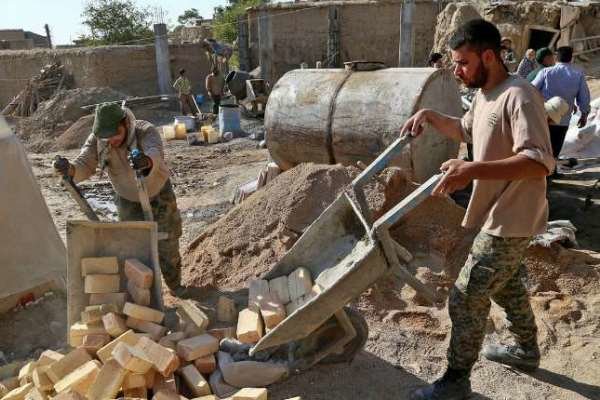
344, 61, 387, 72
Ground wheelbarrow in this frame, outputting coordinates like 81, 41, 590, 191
249, 134, 444, 372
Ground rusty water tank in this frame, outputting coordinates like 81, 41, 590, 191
265, 66, 463, 182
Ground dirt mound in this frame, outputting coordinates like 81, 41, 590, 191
182, 163, 358, 290
55, 114, 94, 150
16, 87, 127, 152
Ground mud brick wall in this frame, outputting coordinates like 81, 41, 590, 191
0, 43, 211, 108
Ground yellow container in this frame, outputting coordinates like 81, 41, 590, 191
174, 123, 187, 140
162, 125, 176, 140
201, 125, 220, 144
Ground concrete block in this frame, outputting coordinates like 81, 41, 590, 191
287, 268, 312, 301
177, 301, 209, 333
81, 257, 118, 276
102, 312, 128, 337
51, 389, 87, 400
69, 321, 107, 347
268, 276, 290, 304
248, 280, 269, 311
24, 387, 46, 400
123, 386, 147, 398
96, 329, 141, 364
207, 327, 236, 342
216, 296, 237, 323
177, 334, 219, 362
179, 365, 211, 397
128, 281, 151, 306
81, 304, 118, 324
1, 382, 33, 400
88, 292, 127, 311
258, 295, 286, 330
123, 303, 165, 324
232, 388, 267, 400
236, 308, 263, 344
46, 349, 92, 384
84, 274, 120, 294
125, 259, 154, 289
32, 366, 53, 392
135, 336, 181, 377
18, 361, 37, 382
193, 355, 216, 374
53, 360, 101, 395
80, 334, 110, 355
111, 342, 153, 373
123, 372, 146, 389
126, 317, 167, 341
37, 350, 63, 366
86, 358, 127, 400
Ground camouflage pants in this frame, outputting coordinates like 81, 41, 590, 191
115, 180, 183, 290
447, 231, 537, 371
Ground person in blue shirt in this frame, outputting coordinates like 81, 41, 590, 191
532, 46, 591, 159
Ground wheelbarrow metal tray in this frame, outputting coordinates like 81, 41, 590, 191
252, 193, 387, 354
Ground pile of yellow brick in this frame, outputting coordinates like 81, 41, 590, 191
0, 257, 302, 400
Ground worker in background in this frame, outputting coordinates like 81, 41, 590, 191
500, 37, 517, 70
532, 46, 591, 164
527, 47, 555, 82
516, 48, 537, 79
173, 69, 197, 116
53, 103, 184, 293
402, 20, 554, 400
428, 52, 444, 68
205, 65, 225, 115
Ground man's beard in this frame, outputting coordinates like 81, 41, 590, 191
463, 60, 488, 89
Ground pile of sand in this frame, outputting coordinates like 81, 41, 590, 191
16, 87, 127, 152
54, 114, 94, 150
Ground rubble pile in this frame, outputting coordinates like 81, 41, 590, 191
0, 256, 300, 400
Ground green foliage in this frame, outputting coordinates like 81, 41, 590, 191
213, 0, 268, 44
178, 8, 203, 26
79, 0, 153, 46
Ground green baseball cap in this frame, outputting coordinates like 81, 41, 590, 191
536, 47, 553, 64
92, 103, 126, 138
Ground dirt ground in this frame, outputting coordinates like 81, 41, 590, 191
0, 104, 600, 400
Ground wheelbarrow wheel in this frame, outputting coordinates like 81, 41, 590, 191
320, 307, 368, 364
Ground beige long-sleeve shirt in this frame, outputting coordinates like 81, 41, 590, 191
72, 114, 170, 202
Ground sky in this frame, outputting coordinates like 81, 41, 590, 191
1, 0, 229, 45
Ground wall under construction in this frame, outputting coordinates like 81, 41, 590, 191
0, 43, 211, 108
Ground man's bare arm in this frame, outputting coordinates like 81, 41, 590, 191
400, 109, 464, 142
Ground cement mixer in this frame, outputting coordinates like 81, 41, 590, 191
265, 63, 463, 182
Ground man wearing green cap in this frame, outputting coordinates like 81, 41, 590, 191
53, 103, 183, 292
527, 47, 555, 82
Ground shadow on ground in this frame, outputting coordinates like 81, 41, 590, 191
528, 368, 600, 400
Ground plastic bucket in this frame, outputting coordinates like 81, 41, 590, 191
218, 104, 241, 136
174, 116, 196, 132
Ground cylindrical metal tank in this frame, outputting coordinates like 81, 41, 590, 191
265, 68, 463, 182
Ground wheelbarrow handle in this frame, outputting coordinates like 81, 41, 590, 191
351, 134, 413, 188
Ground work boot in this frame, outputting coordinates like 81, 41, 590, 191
481, 342, 540, 372
410, 368, 472, 400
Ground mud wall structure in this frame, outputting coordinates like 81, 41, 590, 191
246, 0, 445, 84
0, 43, 211, 108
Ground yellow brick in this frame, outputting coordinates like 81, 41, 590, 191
31, 366, 53, 392
84, 274, 120, 294
111, 342, 153, 373
259, 294, 286, 330
53, 360, 101, 395
127, 281, 151, 306
18, 361, 37, 383
45, 349, 92, 384
232, 388, 268, 400
144, 368, 156, 389
1, 383, 33, 400
51, 389, 87, 400
288, 268, 312, 301
207, 327, 236, 342
24, 387, 46, 400
122, 372, 146, 390
79, 334, 110, 355
176, 335, 219, 362
69, 321, 107, 347
126, 317, 166, 341
135, 336, 180, 377
81, 304, 118, 324
268, 276, 290, 304
123, 386, 147, 398
191, 396, 218, 400
81, 257, 119, 276
248, 280, 270, 311
123, 303, 164, 324
216, 296, 237, 323
193, 355, 216, 375
37, 350, 63, 367
102, 312, 128, 337
86, 358, 127, 400
124, 259, 154, 289
88, 292, 127, 310
176, 301, 209, 333
96, 329, 141, 364
153, 374, 177, 393
179, 365, 211, 397
236, 308, 264, 344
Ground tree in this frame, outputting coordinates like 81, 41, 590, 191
79, 0, 153, 46
178, 8, 203, 26
213, 0, 268, 44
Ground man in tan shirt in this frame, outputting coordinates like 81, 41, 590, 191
205, 65, 225, 114
402, 20, 554, 400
